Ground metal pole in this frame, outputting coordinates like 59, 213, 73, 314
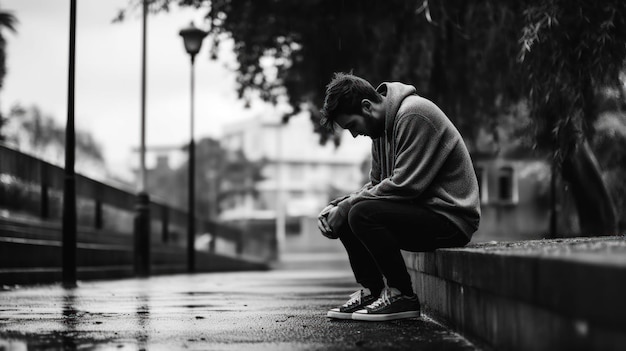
134, 0, 150, 277
187, 55, 196, 273
62, 0, 77, 288
139, 0, 148, 192
275, 123, 286, 254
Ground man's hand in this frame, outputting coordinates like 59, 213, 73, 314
325, 206, 342, 233
317, 204, 338, 239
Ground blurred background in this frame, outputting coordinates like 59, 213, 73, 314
0, 0, 625, 279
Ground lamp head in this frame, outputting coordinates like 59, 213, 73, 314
179, 21, 208, 59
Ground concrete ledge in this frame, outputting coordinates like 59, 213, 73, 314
403, 236, 626, 351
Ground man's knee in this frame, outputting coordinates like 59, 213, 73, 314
347, 200, 381, 231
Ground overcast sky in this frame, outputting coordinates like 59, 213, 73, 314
1, 0, 282, 181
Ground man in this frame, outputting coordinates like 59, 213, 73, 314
318, 72, 480, 321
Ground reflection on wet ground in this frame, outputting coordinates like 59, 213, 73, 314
0, 268, 479, 350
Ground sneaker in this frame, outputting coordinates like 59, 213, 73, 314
351, 287, 421, 321
327, 288, 379, 320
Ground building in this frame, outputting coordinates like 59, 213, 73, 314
473, 155, 551, 242
220, 114, 370, 253
472, 153, 580, 242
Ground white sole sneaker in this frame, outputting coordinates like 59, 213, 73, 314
351, 310, 420, 321
326, 309, 354, 320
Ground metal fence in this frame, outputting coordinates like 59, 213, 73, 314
0, 144, 275, 272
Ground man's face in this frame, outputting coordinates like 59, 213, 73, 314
335, 112, 384, 139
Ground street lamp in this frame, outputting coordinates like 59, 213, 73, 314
62, 0, 78, 287
179, 22, 207, 273
133, 0, 151, 278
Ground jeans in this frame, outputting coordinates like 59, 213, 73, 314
336, 199, 469, 296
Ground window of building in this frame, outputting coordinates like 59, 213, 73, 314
497, 166, 518, 204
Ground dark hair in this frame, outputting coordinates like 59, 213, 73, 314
319, 72, 381, 132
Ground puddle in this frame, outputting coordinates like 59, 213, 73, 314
179, 291, 218, 296
0, 337, 145, 351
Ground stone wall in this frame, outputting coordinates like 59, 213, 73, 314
403, 237, 626, 350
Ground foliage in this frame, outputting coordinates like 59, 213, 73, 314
4, 104, 105, 170
0, 8, 17, 89
119, 0, 524, 147
146, 137, 265, 218
516, 0, 626, 234
119, 1, 626, 155
205, 0, 530, 147
518, 0, 626, 161
0, 8, 17, 141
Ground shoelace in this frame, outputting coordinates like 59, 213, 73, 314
367, 288, 395, 309
344, 289, 365, 307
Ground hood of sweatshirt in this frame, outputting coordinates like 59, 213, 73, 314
376, 82, 417, 140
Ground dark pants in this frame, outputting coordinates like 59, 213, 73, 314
337, 199, 469, 296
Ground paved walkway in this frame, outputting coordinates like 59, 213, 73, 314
0, 261, 480, 350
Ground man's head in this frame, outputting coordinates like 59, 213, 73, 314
320, 72, 385, 139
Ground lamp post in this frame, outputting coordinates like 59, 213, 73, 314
179, 22, 207, 273
133, 0, 150, 277
133, 0, 150, 278
62, 0, 77, 287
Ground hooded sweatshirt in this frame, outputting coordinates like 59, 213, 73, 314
332, 82, 480, 239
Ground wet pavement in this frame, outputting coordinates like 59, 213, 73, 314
0, 262, 479, 350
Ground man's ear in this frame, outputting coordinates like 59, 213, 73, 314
361, 99, 372, 114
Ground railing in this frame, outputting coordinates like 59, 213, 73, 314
0, 144, 275, 271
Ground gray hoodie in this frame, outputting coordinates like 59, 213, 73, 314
332, 82, 480, 239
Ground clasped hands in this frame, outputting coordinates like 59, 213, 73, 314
317, 204, 340, 239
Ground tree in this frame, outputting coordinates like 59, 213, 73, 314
147, 137, 265, 219
0, 8, 16, 88
0, 8, 17, 141
120, 1, 521, 146
206, 0, 530, 148
519, 0, 625, 235
5, 104, 106, 174
590, 74, 626, 230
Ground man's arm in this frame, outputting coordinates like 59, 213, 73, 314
318, 141, 381, 236
327, 141, 381, 206
352, 114, 456, 203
